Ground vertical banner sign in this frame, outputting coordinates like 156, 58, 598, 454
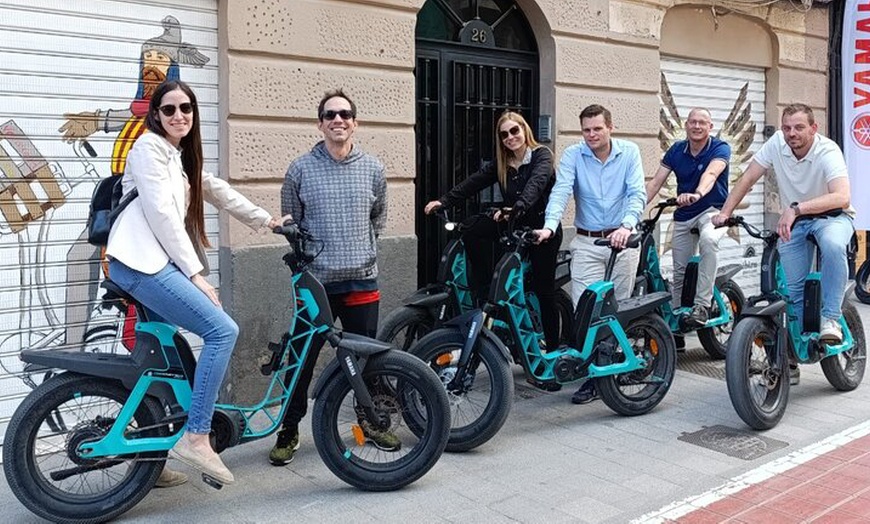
844, 0, 870, 229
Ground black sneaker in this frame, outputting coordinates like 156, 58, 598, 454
571, 381, 599, 405
269, 429, 300, 466
687, 305, 708, 327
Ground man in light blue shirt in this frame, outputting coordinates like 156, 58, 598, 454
534, 104, 646, 404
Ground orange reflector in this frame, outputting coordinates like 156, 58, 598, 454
650, 338, 659, 356
731, 301, 738, 313
351, 424, 365, 446
435, 353, 452, 366
754, 337, 763, 347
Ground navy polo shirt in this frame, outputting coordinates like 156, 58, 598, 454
662, 137, 731, 222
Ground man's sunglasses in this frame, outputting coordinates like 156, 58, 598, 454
158, 103, 195, 117
320, 109, 356, 121
499, 125, 521, 140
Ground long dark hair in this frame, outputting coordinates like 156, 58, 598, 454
145, 79, 209, 248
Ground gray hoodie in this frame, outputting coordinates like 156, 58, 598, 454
281, 141, 387, 292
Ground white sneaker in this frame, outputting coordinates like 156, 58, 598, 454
819, 319, 843, 345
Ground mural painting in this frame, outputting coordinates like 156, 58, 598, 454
0, 11, 212, 431
653, 70, 768, 294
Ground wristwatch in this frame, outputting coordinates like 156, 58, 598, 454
620, 221, 633, 230
789, 202, 801, 216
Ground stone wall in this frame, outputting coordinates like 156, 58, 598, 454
220, 0, 830, 402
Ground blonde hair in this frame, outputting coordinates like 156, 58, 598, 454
495, 111, 540, 188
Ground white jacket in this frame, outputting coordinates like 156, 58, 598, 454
107, 132, 271, 277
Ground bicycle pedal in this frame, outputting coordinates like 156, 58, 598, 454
201, 473, 224, 490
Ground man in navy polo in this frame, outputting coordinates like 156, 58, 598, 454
646, 107, 731, 326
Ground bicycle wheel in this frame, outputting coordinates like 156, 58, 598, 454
311, 351, 449, 491
3, 372, 166, 523
376, 306, 434, 351
855, 260, 870, 304
698, 279, 746, 360
410, 328, 513, 452
820, 302, 866, 391
725, 317, 789, 430
597, 313, 676, 416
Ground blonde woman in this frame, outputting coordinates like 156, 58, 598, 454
424, 111, 561, 351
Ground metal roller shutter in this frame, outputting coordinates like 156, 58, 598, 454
0, 0, 219, 444
656, 57, 768, 297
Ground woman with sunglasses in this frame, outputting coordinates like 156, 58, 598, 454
424, 111, 562, 353
106, 80, 289, 485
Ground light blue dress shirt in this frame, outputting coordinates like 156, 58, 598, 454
543, 138, 646, 233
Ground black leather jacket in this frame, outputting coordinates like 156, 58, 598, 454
439, 146, 555, 229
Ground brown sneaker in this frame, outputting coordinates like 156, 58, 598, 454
170, 436, 235, 485
155, 467, 188, 488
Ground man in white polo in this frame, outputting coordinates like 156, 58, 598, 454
713, 103, 853, 358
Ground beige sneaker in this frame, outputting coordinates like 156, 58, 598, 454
819, 319, 843, 345
170, 436, 235, 485
155, 467, 188, 488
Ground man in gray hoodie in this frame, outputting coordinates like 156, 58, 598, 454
270, 89, 393, 465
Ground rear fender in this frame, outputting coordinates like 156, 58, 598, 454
401, 285, 450, 308
615, 291, 671, 325
714, 264, 743, 288
741, 299, 787, 318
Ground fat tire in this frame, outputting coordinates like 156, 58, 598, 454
597, 314, 676, 416
820, 302, 866, 391
311, 351, 449, 491
3, 372, 165, 524
855, 260, 870, 304
725, 316, 789, 430
376, 306, 434, 351
409, 328, 513, 452
699, 279, 746, 360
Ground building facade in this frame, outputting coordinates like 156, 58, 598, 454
0, 0, 831, 420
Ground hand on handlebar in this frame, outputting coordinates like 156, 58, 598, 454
676, 192, 700, 207
532, 228, 552, 244
711, 213, 730, 227
267, 213, 294, 230
607, 226, 632, 250
424, 200, 443, 215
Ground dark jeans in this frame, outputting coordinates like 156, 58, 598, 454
463, 217, 563, 349
278, 295, 379, 435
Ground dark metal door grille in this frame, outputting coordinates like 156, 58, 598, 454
416, 46, 537, 286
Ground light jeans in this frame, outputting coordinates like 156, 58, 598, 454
777, 213, 853, 323
108, 259, 239, 434
670, 208, 726, 309
569, 234, 640, 304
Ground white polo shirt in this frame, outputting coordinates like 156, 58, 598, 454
752, 130, 854, 216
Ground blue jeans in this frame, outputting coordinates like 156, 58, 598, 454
108, 259, 239, 434
777, 214, 853, 324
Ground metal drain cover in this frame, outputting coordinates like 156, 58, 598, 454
677, 348, 726, 380
678, 425, 788, 460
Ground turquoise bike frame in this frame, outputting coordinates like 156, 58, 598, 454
79, 271, 330, 459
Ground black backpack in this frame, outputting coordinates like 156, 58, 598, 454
86, 176, 138, 246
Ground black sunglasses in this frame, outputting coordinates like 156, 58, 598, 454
320, 109, 355, 121
158, 103, 194, 117
499, 125, 521, 140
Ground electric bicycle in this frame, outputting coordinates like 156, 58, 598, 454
410, 227, 676, 451
722, 214, 865, 430
636, 199, 745, 359
3, 224, 451, 523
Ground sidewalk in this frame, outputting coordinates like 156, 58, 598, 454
3, 302, 870, 523
638, 421, 870, 523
